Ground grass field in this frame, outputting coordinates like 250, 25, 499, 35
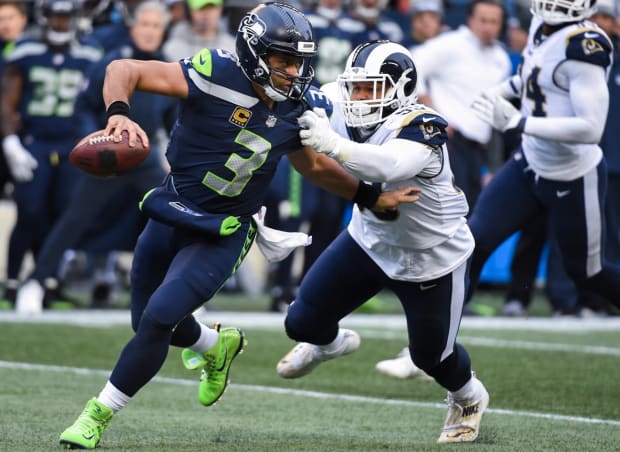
1, 295, 619, 451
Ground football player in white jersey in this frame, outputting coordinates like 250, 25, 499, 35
276, 40, 489, 444
469, 0, 620, 308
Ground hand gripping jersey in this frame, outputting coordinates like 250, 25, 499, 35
519, 17, 613, 179
332, 103, 474, 282
165, 48, 332, 217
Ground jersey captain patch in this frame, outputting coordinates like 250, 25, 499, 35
229, 106, 252, 127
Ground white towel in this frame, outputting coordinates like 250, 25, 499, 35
252, 206, 312, 263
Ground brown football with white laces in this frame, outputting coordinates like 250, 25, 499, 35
69, 129, 150, 177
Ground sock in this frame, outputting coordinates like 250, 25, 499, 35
319, 329, 344, 352
97, 380, 131, 413
450, 374, 481, 402
188, 322, 219, 355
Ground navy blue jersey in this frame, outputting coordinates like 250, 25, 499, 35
167, 48, 332, 216
7, 38, 101, 143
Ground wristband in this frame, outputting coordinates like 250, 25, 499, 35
352, 181, 380, 209
106, 101, 130, 121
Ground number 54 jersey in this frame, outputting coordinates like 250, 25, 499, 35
166, 48, 332, 217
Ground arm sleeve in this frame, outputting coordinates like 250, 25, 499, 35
334, 138, 436, 182
523, 60, 608, 143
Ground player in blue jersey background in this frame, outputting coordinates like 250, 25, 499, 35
59, 3, 417, 449
1, 0, 101, 312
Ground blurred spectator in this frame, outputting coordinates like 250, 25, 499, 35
304, 0, 364, 87
349, 0, 404, 44
15, 0, 176, 312
165, 0, 188, 27
592, 0, 620, 266
412, 0, 511, 210
0, 1, 28, 200
163, 0, 235, 61
403, 0, 444, 50
1, 0, 101, 312
83, 0, 143, 52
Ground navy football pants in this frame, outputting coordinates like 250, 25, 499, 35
109, 219, 255, 396
467, 151, 620, 307
285, 230, 473, 392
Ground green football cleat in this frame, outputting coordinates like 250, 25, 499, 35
182, 325, 246, 406
59, 398, 113, 449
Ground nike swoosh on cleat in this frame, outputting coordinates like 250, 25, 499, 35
216, 347, 228, 372
82, 434, 95, 440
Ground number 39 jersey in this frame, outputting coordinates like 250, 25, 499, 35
167, 48, 332, 217
519, 17, 613, 180
7, 38, 101, 143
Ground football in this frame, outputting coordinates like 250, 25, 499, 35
69, 129, 150, 177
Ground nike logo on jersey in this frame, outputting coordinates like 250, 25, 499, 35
422, 116, 436, 123
556, 190, 571, 198
584, 32, 599, 39
420, 283, 437, 291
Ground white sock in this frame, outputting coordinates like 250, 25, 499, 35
97, 381, 131, 413
451, 375, 481, 402
188, 322, 219, 355
319, 329, 344, 353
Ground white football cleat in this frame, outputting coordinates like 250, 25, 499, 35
437, 375, 489, 443
15, 279, 44, 315
375, 347, 434, 381
277, 329, 360, 378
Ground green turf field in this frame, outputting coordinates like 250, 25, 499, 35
1, 305, 619, 451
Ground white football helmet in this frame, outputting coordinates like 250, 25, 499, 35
530, 0, 597, 25
337, 40, 417, 129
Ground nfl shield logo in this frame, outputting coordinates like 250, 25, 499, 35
266, 115, 277, 128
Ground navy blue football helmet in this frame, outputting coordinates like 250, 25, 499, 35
236, 2, 317, 101
36, 0, 79, 46
338, 40, 418, 128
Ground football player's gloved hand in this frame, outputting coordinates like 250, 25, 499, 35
298, 107, 342, 158
2, 134, 38, 182
471, 92, 525, 133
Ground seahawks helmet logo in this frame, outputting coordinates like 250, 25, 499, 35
238, 13, 266, 47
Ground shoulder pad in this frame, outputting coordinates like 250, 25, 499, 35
566, 28, 612, 68
304, 86, 334, 116
388, 106, 448, 146
191, 48, 213, 77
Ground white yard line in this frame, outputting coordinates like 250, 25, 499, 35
1, 310, 620, 331
1, 360, 619, 427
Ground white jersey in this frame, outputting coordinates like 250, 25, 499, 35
519, 17, 613, 180
331, 104, 474, 282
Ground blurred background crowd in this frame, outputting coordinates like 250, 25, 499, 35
0, 0, 618, 317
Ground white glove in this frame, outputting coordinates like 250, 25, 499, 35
252, 206, 312, 263
471, 92, 525, 132
3, 135, 38, 182
298, 107, 342, 157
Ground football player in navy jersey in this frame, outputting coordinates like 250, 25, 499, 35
59, 4, 417, 449
276, 40, 489, 444
470, 0, 620, 309
1, 0, 101, 311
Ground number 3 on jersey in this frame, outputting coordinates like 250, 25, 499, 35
202, 129, 271, 197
